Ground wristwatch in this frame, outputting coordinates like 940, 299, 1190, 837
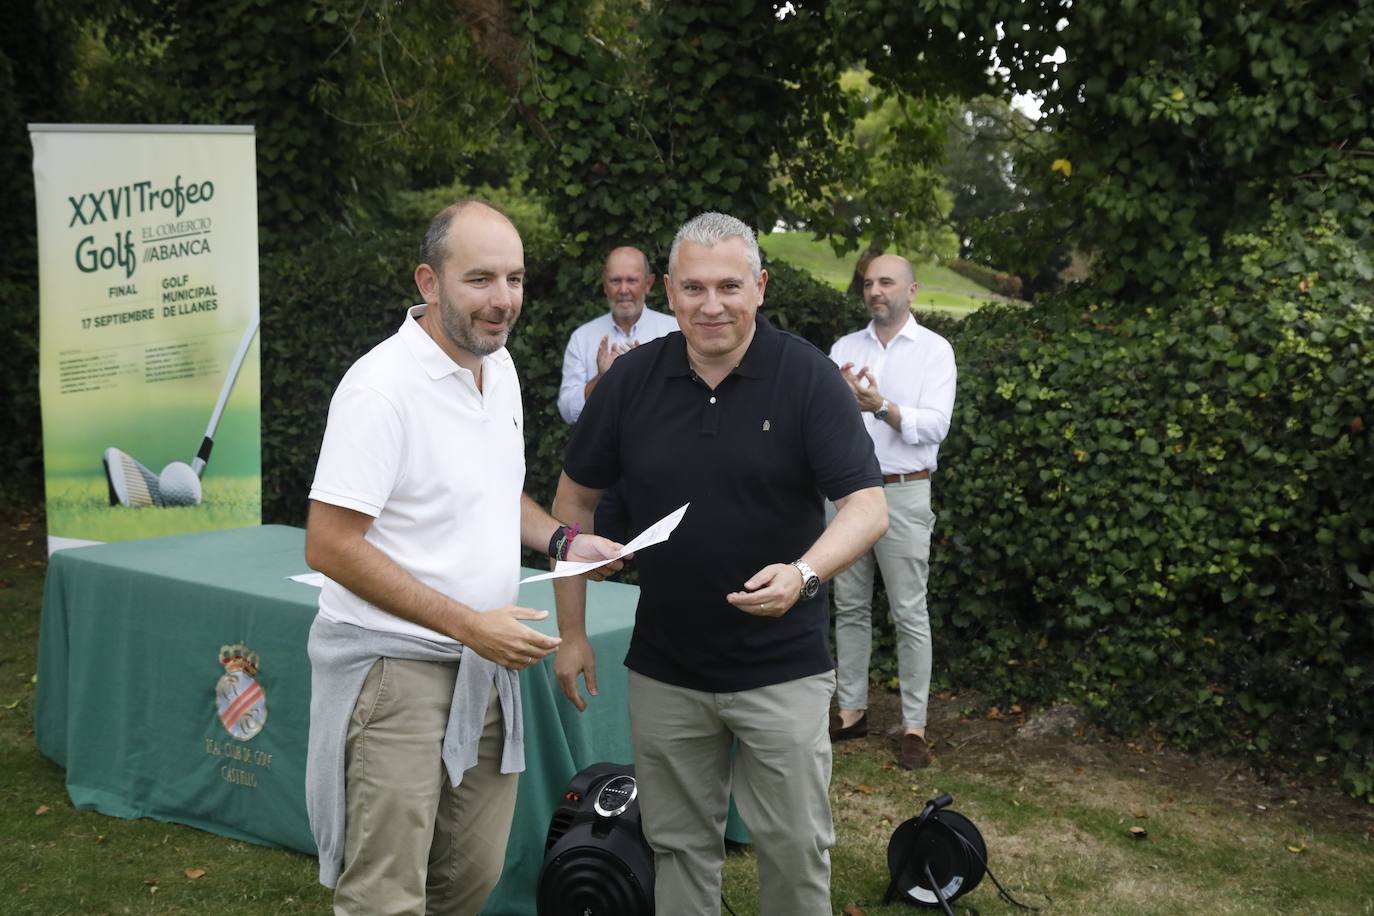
791, 559, 821, 600
873, 400, 890, 421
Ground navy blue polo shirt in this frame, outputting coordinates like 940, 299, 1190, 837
563, 312, 882, 693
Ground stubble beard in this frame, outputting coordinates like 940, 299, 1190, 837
439, 292, 513, 359
869, 296, 906, 328
611, 296, 644, 325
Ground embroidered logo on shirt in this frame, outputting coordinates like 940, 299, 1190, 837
762, 420, 771, 431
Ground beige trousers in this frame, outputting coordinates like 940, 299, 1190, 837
334, 657, 518, 916
628, 669, 836, 916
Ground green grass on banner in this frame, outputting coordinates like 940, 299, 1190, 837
44, 476, 262, 543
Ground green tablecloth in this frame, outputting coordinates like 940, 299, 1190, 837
35, 524, 742, 915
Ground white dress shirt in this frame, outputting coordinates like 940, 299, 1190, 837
829, 314, 957, 474
558, 306, 679, 423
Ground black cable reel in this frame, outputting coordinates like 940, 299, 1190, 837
884, 793, 988, 912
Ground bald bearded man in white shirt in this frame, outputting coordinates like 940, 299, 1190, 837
826, 253, 957, 770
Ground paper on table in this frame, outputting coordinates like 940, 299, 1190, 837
519, 502, 689, 584
289, 572, 326, 588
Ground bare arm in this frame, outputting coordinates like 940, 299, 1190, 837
726, 485, 888, 617
521, 490, 624, 580
550, 472, 608, 710
305, 499, 560, 669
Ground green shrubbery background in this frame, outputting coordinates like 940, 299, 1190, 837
934, 213, 1374, 797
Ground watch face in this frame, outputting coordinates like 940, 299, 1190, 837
801, 576, 820, 600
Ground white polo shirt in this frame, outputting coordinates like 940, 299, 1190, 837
829, 314, 957, 475
310, 304, 526, 641
557, 306, 679, 423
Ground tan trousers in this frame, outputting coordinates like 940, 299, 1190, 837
628, 669, 836, 916
334, 657, 518, 916
829, 478, 935, 730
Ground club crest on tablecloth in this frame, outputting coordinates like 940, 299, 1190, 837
216, 643, 267, 741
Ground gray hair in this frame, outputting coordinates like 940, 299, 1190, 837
668, 212, 762, 279
420, 198, 509, 272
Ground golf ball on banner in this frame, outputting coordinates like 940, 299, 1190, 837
159, 461, 203, 506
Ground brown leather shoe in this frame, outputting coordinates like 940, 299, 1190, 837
829, 711, 868, 742
899, 732, 932, 769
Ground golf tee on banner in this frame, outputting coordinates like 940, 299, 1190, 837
31, 124, 263, 552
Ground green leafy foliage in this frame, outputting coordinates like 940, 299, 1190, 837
933, 212, 1374, 797
872, 0, 1374, 298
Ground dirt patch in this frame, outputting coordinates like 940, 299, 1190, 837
837, 684, 1374, 841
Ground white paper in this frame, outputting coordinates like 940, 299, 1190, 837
519, 502, 689, 584
289, 572, 326, 588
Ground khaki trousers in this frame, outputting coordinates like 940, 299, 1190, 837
334, 657, 518, 916
829, 478, 935, 730
628, 669, 836, 916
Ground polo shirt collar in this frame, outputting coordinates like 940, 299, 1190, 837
664, 312, 780, 380
864, 311, 920, 346
401, 304, 478, 381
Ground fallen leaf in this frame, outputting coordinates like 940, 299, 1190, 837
184, 867, 207, 880
855, 784, 874, 796
143, 878, 159, 886
34, 805, 49, 816
1286, 843, 1306, 854
1051, 158, 1073, 177
843, 905, 867, 916
985, 706, 1003, 720
1128, 826, 1148, 839
1133, 807, 1149, 819
1010, 704, 1023, 715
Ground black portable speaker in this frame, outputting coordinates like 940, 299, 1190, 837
536, 762, 655, 916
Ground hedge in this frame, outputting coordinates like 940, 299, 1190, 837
931, 213, 1374, 798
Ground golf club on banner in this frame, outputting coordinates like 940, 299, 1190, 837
103, 316, 260, 507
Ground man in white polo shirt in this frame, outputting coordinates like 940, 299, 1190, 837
557, 246, 677, 543
302, 199, 623, 915
827, 253, 957, 770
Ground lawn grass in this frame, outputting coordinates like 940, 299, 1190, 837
758, 231, 1005, 317
3, 508, 1372, 914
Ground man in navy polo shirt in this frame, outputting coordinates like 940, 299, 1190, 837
550, 212, 889, 915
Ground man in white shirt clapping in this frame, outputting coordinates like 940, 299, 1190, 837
826, 253, 957, 770
557, 246, 678, 542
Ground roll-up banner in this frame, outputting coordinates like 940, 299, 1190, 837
30, 125, 262, 553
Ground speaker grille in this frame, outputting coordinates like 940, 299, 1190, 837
537, 845, 651, 916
